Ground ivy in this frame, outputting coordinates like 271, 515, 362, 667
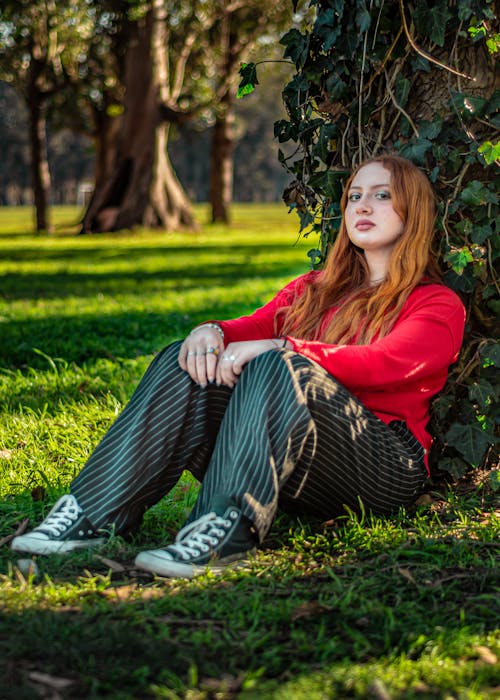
267, 0, 499, 478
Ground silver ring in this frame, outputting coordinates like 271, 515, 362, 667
228, 354, 236, 361
196, 352, 206, 356
187, 351, 196, 356
222, 355, 229, 361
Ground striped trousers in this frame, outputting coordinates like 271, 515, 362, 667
71, 342, 427, 542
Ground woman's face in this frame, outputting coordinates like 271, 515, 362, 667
344, 162, 405, 258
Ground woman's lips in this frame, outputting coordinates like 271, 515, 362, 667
355, 220, 375, 231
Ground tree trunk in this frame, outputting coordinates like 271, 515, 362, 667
27, 89, 51, 232
209, 104, 236, 224
81, 5, 197, 233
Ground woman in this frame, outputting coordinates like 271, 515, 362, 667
11, 155, 466, 578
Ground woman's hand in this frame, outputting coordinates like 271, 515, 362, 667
178, 326, 225, 387
216, 339, 283, 388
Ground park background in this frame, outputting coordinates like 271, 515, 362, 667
0, 1, 499, 698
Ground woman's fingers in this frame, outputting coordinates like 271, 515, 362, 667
179, 332, 222, 385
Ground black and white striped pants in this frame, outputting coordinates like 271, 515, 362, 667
71, 342, 427, 542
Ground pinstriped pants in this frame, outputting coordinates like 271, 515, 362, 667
70, 342, 427, 542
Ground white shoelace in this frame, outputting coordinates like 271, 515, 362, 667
170, 512, 234, 560
36, 495, 83, 537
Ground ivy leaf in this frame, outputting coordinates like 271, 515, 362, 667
468, 380, 495, 410
237, 63, 258, 99
461, 180, 498, 206
444, 246, 473, 275
280, 29, 310, 68
478, 140, 500, 165
429, 1, 452, 46
356, 4, 371, 33
480, 342, 500, 368
398, 138, 432, 164
445, 422, 494, 466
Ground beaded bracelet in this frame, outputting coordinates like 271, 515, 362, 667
189, 323, 225, 341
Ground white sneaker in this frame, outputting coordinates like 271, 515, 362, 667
135, 497, 257, 579
11, 494, 105, 555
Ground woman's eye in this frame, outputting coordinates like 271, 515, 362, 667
348, 193, 360, 201
375, 191, 391, 200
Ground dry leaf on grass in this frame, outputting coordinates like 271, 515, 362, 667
94, 555, 127, 572
398, 567, 418, 586
474, 645, 498, 665
291, 600, 332, 620
28, 670, 74, 690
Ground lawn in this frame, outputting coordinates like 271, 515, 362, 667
0, 204, 498, 699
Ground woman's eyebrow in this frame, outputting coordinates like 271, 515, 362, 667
348, 183, 391, 190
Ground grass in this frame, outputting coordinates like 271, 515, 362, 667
0, 204, 498, 699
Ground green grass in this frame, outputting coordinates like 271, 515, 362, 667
0, 205, 498, 699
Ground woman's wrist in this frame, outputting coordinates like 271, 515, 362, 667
189, 323, 224, 342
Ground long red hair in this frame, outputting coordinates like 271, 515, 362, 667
277, 154, 442, 344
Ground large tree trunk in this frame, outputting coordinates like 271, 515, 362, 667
27, 89, 51, 232
81, 5, 197, 233
209, 102, 236, 224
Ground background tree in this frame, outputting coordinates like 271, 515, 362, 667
0, 0, 92, 231
241, 0, 499, 478
208, 0, 292, 223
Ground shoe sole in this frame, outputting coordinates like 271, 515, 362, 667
11, 535, 106, 556
134, 548, 256, 579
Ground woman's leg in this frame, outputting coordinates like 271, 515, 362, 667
135, 350, 426, 577
70, 341, 232, 533
190, 350, 426, 539
11, 342, 233, 554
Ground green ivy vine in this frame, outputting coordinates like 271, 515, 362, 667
239, 0, 499, 480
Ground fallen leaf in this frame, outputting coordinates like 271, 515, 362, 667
94, 555, 126, 572
0, 449, 13, 459
0, 518, 29, 547
27, 671, 74, 690
414, 493, 435, 506
291, 600, 331, 620
368, 678, 392, 700
474, 645, 498, 665
398, 567, 418, 586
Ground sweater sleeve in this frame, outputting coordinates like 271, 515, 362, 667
287, 285, 466, 392
216, 272, 315, 343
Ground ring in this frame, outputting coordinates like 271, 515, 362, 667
206, 346, 219, 355
196, 352, 206, 356
187, 351, 196, 356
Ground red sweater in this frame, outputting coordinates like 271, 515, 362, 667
217, 272, 466, 469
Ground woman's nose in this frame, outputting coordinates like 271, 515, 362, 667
356, 197, 372, 213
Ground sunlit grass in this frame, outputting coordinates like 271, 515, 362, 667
0, 205, 498, 699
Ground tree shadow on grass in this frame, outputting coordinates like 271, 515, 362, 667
0, 530, 497, 699
0, 256, 302, 303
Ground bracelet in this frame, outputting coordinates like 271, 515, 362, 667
272, 337, 289, 349
189, 323, 224, 341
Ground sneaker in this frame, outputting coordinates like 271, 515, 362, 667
11, 494, 105, 555
134, 497, 257, 578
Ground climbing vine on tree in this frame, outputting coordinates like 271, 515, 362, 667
239, 0, 499, 479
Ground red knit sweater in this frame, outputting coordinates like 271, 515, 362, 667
217, 272, 466, 469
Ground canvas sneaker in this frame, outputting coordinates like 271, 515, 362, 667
11, 494, 105, 555
134, 496, 257, 578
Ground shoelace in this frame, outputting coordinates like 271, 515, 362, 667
36, 495, 82, 536
170, 512, 234, 560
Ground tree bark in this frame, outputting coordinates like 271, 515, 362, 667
27, 80, 51, 232
81, 5, 197, 233
209, 103, 236, 223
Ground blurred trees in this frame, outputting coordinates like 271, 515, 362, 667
0, 0, 94, 231
0, 0, 292, 232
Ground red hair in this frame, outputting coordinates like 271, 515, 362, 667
277, 155, 442, 344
